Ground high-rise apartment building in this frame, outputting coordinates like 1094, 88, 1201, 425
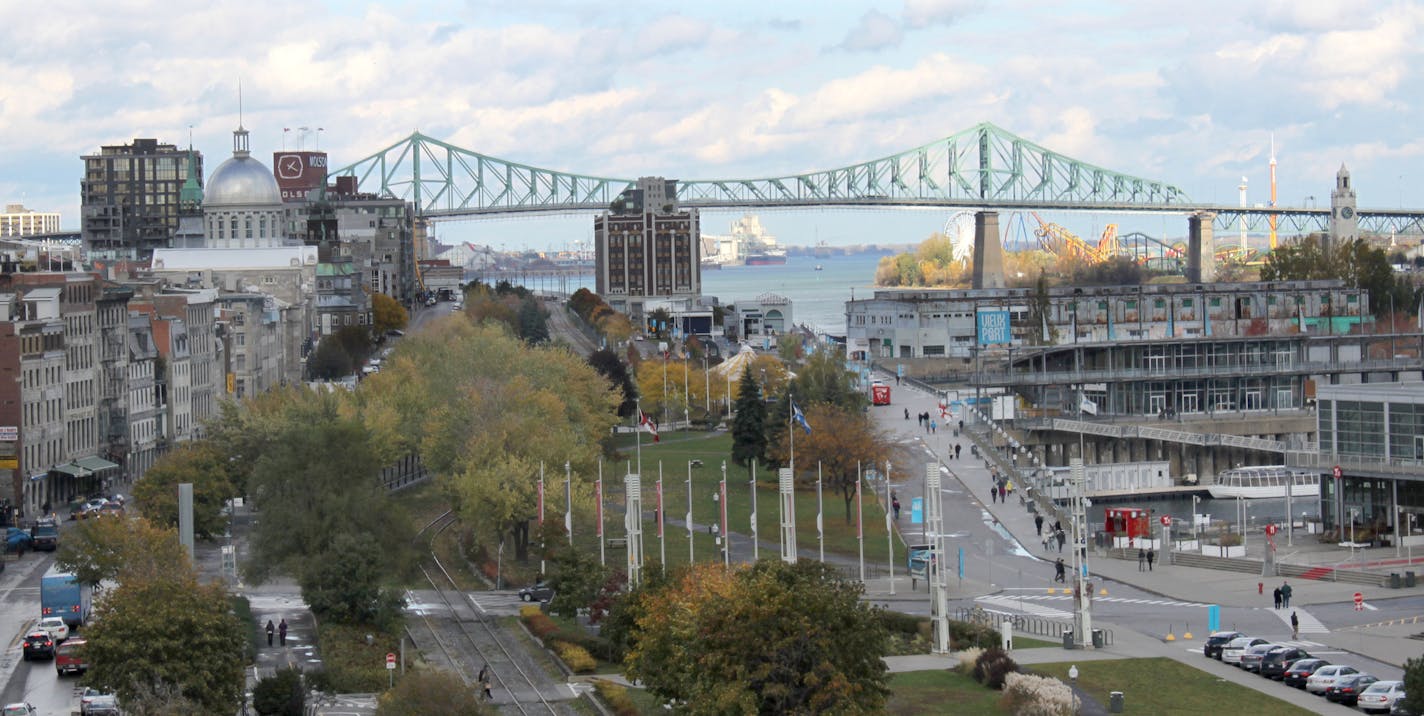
0, 204, 61, 237
81, 138, 203, 260
593, 177, 700, 322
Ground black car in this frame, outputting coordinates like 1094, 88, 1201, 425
1327, 674, 1381, 705
21, 631, 53, 661
518, 581, 554, 602
1203, 630, 1242, 659
1282, 658, 1330, 689
1259, 646, 1311, 679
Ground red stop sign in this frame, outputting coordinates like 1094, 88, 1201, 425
1354, 592, 1364, 606
386, 652, 396, 665
1160, 515, 1172, 527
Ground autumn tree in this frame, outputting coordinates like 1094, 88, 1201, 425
371, 293, 409, 335
625, 561, 890, 713
376, 669, 491, 716
56, 516, 189, 586
133, 441, 238, 539
774, 402, 892, 521
546, 546, 613, 620
730, 365, 767, 471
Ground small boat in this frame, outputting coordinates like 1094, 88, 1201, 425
814, 264, 823, 271
1206, 465, 1319, 499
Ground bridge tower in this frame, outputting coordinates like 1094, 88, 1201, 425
971, 211, 1006, 289
1328, 164, 1358, 252
1186, 212, 1216, 283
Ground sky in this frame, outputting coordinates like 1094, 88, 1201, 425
3, 0, 1423, 251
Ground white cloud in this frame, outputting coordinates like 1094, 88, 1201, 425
902, 0, 983, 28
838, 10, 904, 52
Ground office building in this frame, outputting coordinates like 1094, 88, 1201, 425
0, 205, 60, 237
81, 138, 202, 259
594, 176, 701, 323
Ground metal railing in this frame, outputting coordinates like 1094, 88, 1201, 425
1018, 417, 1286, 453
955, 605, 1114, 646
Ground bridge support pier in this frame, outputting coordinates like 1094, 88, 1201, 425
972, 211, 1006, 289
1187, 212, 1216, 283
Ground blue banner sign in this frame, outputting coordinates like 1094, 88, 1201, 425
977, 309, 1011, 345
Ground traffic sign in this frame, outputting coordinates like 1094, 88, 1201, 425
1159, 515, 1172, 527
1334, 465, 1343, 480
1354, 592, 1364, 611
1265, 524, 1277, 536
386, 652, 397, 670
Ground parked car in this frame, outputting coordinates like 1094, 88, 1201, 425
79, 687, 112, 715
82, 695, 119, 716
1282, 658, 1331, 688
1258, 646, 1310, 679
4, 527, 31, 554
1220, 636, 1270, 666
1239, 642, 1282, 672
0, 704, 36, 716
1202, 630, 1242, 659
1307, 664, 1362, 694
519, 581, 554, 602
1360, 680, 1407, 714
35, 616, 68, 643
21, 631, 53, 660
96, 502, 125, 518
1326, 673, 1380, 705
55, 637, 87, 676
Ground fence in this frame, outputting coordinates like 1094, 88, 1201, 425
381, 453, 430, 492
955, 605, 1115, 646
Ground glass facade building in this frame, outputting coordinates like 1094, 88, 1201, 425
1314, 383, 1424, 544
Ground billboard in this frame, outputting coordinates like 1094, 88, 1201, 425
976, 309, 1011, 345
271, 151, 328, 202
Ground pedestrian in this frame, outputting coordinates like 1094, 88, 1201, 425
265, 620, 274, 647
278, 618, 288, 646
1042, 532, 1053, 551
1035, 514, 1044, 536
1290, 611, 1299, 640
1137, 548, 1146, 571
990, 484, 997, 503
1146, 548, 1155, 571
999, 485, 1007, 502
1053, 520, 1063, 534
1005, 480, 1014, 497
1056, 529, 1066, 552
1280, 581, 1292, 608
1055, 558, 1066, 582
905, 408, 910, 420
478, 664, 493, 700
954, 443, 961, 460
892, 498, 901, 520
1272, 586, 1282, 610
958, 419, 964, 433
930, 419, 937, 434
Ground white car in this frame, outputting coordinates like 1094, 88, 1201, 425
1358, 679, 1405, 713
1219, 636, 1269, 665
1306, 663, 1360, 694
35, 616, 67, 643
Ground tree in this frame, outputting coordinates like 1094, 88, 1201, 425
376, 669, 490, 716
772, 402, 892, 521
731, 365, 767, 471
1404, 656, 1424, 712
371, 293, 409, 335
625, 561, 890, 713
1263, 236, 1411, 319
516, 297, 550, 344
789, 349, 865, 413
84, 572, 246, 714
55, 516, 189, 586
1026, 271, 1058, 345
588, 349, 638, 418
133, 441, 237, 539
299, 531, 405, 628
307, 337, 355, 380
252, 667, 304, 716
546, 546, 613, 620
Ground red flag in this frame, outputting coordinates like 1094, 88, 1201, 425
595, 479, 604, 537
640, 411, 660, 442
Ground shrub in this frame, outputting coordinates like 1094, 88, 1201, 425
952, 647, 984, 676
972, 647, 1018, 690
948, 619, 1000, 650
522, 611, 559, 640
552, 640, 597, 673
252, 668, 304, 716
879, 610, 926, 635
593, 679, 639, 716
518, 605, 542, 619
1001, 672, 1075, 716
555, 629, 618, 663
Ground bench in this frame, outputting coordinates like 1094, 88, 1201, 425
607, 537, 628, 549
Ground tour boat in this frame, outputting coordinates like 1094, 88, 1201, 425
1207, 465, 1320, 499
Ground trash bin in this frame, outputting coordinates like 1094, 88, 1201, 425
1408, 571, 1417, 588
1391, 572, 1402, 589
1092, 628, 1105, 648
1062, 630, 1075, 650
1109, 691, 1124, 713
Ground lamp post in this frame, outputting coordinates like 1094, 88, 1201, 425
703, 355, 710, 413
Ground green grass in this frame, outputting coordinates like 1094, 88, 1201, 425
311, 622, 406, 693
1030, 658, 1318, 715
886, 669, 1006, 715
1010, 635, 1059, 650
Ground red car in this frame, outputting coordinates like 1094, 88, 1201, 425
55, 637, 87, 676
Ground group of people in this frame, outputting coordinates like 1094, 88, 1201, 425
988, 473, 1014, 504
1034, 514, 1067, 553
1272, 581, 1294, 609
263, 618, 289, 647
1136, 547, 1156, 571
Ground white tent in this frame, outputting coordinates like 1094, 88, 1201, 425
712, 343, 758, 379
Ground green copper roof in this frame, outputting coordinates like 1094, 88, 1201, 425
180, 146, 203, 208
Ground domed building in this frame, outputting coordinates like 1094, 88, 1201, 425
203, 126, 286, 248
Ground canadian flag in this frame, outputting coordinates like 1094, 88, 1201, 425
640, 411, 660, 442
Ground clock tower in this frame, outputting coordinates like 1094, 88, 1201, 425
1328, 163, 1358, 251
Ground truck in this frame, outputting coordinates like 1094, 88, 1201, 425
41, 568, 91, 628
31, 518, 59, 551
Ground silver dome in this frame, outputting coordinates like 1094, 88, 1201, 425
205, 155, 282, 206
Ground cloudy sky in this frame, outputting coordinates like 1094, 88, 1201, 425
3, 0, 1422, 249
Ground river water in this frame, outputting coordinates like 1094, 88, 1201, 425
700, 252, 884, 336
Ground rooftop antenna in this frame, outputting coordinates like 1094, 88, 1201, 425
1269, 133, 1278, 250
238, 79, 244, 128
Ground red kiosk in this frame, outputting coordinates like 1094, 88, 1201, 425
1103, 507, 1151, 541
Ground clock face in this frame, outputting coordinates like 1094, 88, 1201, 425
1341, 207, 1355, 219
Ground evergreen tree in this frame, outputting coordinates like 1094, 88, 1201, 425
516, 297, 550, 344
731, 364, 767, 471
1405, 656, 1424, 712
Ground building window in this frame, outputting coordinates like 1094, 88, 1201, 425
245, 217, 253, 239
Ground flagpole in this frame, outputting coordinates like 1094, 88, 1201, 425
686, 461, 694, 565
886, 459, 895, 596
564, 461, 573, 546
538, 463, 545, 577
658, 462, 666, 574
817, 462, 824, 563
857, 461, 865, 583
635, 399, 643, 477
750, 459, 759, 562
720, 461, 729, 567
597, 461, 605, 567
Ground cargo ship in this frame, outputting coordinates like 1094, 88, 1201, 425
745, 250, 787, 266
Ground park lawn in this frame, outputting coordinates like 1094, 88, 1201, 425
1030, 658, 1317, 716
886, 670, 1006, 715
609, 431, 899, 569
1011, 635, 1060, 650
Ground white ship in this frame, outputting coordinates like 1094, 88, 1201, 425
1206, 465, 1320, 499
700, 213, 782, 267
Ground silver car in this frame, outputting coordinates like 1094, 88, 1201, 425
1307, 664, 1360, 695
1359, 680, 1405, 714
1220, 636, 1270, 666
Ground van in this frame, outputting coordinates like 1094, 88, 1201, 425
55, 637, 87, 676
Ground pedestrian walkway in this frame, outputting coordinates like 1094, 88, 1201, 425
1272, 606, 1329, 634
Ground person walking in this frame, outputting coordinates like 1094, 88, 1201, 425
904, 408, 910, 420
1272, 586, 1282, 610
892, 497, 901, 521
265, 620, 275, 647
1035, 514, 1044, 536
1055, 528, 1066, 553
990, 483, 997, 503
1280, 581, 1293, 608
1042, 532, 1053, 552
478, 664, 493, 700
1290, 611, 1299, 640
1146, 547, 1155, 571
1137, 548, 1146, 571
954, 443, 962, 460
930, 419, 937, 434
1055, 558, 1066, 583
278, 618, 288, 646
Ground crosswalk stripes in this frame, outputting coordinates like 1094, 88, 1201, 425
995, 593, 1211, 609
976, 594, 1073, 619
1273, 606, 1329, 634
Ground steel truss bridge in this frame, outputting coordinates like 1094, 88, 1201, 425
328, 122, 1424, 234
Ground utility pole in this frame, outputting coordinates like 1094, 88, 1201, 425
926, 462, 949, 653
1069, 458, 1093, 648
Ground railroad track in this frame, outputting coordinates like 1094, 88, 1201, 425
408, 510, 570, 714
